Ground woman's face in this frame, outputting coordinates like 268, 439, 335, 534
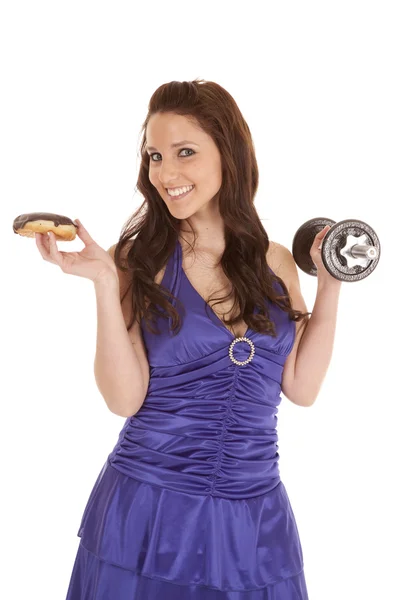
146, 112, 223, 220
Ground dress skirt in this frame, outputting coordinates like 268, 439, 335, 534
65, 461, 308, 599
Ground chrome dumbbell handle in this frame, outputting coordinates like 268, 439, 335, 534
340, 233, 378, 269
349, 245, 378, 259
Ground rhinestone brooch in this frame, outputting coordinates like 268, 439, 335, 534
228, 336, 255, 366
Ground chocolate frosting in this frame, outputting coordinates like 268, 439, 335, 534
13, 212, 77, 233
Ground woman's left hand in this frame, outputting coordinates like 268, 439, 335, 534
310, 225, 342, 286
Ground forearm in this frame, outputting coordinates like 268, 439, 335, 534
294, 279, 342, 406
93, 275, 145, 417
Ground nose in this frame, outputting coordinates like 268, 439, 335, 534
157, 158, 180, 187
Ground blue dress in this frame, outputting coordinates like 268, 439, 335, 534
66, 239, 309, 599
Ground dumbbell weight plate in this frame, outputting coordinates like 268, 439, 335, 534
292, 217, 336, 277
321, 219, 380, 282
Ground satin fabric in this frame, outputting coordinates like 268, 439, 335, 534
66, 239, 309, 599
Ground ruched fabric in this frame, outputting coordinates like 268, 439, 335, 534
66, 239, 309, 599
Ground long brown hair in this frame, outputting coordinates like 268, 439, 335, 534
114, 79, 310, 337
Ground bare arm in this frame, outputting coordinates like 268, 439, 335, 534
290, 279, 341, 407
93, 273, 148, 417
277, 243, 341, 407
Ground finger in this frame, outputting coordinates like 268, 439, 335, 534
36, 231, 64, 269
35, 232, 51, 258
315, 226, 330, 238
39, 231, 50, 246
48, 231, 63, 265
315, 226, 331, 250
74, 219, 95, 246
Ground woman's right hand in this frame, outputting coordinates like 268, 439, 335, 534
35, 219, 119, 284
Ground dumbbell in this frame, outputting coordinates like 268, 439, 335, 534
292, 218, 380, 282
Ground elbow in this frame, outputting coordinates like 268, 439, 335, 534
293, 391, 318, 407
300, 397, 316, 408
105, 392, 146, 418
288, 396, 316, 408
113, 409, 136, 418
110, 404, 142, 418
283, 386, 317, 407
297, 392, 319, 407
112, 397, 145, 418
283, 379, 320, 408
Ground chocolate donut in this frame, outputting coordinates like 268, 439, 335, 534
13, 212, 78, 241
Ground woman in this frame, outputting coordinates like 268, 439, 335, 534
37, 79, 341, 599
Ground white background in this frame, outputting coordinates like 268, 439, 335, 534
1, 1, 398, 598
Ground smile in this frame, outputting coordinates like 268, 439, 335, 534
167, 185, 195, 201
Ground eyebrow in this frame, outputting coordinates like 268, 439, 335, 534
146, 140, 200, 152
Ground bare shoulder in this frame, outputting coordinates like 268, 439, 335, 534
266, 240, 280, 271
266, 240, 308, 314
267, 241, 297, 290
107, 239, 131, 273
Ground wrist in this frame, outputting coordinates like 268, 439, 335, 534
93, 270, 119, 290
317, 274, 343, 291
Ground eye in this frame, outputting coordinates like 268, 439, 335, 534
149, 148, 195, 162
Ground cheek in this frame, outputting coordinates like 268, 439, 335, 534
148, 169, 158, 187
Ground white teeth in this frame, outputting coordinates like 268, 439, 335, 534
167, 185, 194, 196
